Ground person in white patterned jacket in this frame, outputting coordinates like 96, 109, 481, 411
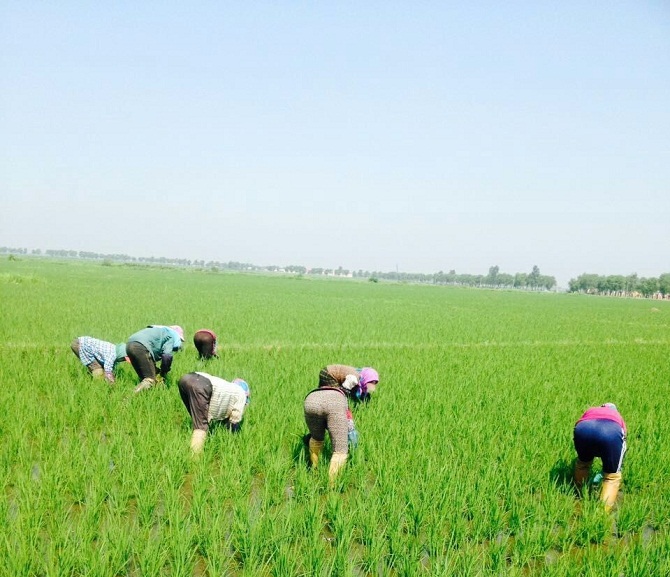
178, 372, 250, 454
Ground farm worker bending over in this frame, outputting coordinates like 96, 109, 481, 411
126, 325, 184, 393
303, 364, 379, 482
70, 336, 128, 384
573, 403, 627, 511
193, 329, 218, 360
319, 364, 380, 403
178, 372, 250, 454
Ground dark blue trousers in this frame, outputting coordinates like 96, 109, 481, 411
573, 418, 626, 473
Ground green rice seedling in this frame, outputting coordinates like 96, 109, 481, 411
131, 524, 171, 576
165, 520, 198, 577
195, 508, 237, 576
270, 540, 303, 577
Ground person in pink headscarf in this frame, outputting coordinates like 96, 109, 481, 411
303, 364, 379, 482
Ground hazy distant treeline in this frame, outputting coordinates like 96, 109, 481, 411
3, 246, 668, 297
0, 247, 557, 290
568, 273, 670, 298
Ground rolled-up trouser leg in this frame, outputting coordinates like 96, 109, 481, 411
126, 341, 157, 381
178, 373, 213, 432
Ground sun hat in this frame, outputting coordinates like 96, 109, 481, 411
233, 378, 251, 404
169, 325, 185, 341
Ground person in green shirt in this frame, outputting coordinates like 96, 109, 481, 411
126, 325, 184, 392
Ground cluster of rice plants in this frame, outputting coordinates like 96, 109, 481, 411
1, 257, 669, 576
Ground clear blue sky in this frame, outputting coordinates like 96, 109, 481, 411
2, 1, 669, 286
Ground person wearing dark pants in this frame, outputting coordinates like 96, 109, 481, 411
178, 372, 250, 453
126, 325, 184, 393
573, 403, 627, 511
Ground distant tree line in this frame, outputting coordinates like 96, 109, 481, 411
7, 244, 666, 298
568, 273, 670, 298
350, 265, 557, 290
1, 246, 558, 291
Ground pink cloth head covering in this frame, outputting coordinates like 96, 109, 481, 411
233, 378, 251, 404
169, 325, 185, 341
360, 367, 379, 393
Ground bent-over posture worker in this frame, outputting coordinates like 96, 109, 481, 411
70, 336, 127, 383
318, 364, 379, 402
126, 325, 184, 393
304, 364, 379, 482
573, 402, 627, 511
178, 372, 250, 453
193, 329, 218, 360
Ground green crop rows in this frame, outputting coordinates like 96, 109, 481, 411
1, 258, 669, 576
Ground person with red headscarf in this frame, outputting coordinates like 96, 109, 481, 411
193, 329, 218, 360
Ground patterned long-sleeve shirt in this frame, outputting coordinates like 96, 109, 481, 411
77, 336, 126, 375
196, 372, 248, 425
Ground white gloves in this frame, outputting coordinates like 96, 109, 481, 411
343, 374, 359, 391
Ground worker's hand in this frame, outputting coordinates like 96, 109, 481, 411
228, 422, 241, 434
160, 353, 173, 376
105, 373, 115, 384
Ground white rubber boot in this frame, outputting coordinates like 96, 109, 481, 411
308, 438, 324, 468
190, 429, 207, 454
134, 378, 156, 393
328, 452, 348, 483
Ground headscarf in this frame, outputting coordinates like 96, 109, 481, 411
233, 378, 251, 404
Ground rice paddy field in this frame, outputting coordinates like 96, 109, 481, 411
1, 257, 669, 577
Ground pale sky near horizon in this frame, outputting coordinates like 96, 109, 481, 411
2, 2, 669, 287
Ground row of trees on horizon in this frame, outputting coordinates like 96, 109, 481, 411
568, 272, 670, 298
2, 246, 668, 297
